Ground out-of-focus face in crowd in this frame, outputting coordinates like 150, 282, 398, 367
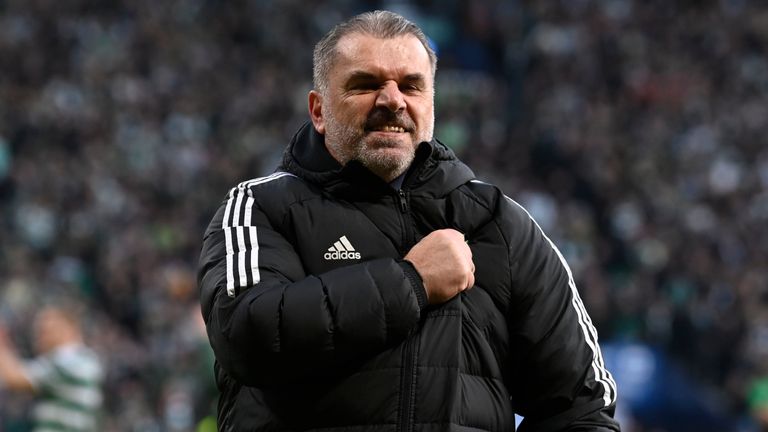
310, 33, 435, 182
33, 308, 79, 355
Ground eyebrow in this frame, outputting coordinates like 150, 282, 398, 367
345, 71, 377, 82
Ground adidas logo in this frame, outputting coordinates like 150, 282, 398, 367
324, 235, 361, 260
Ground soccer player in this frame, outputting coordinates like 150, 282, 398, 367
0, 306, 104, 431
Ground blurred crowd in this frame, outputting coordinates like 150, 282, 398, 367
1, 0, 766, 430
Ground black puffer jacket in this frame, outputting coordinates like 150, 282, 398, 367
198, 122, 620, 431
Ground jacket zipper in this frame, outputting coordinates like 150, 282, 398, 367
396, 189, 418, 432
395, 189, 412, 254
399, 332, 419, 432
398, 189, 409, 213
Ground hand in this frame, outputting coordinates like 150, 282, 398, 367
0, 324, 8, 347
0, 325, 10, 351
0, 322, 34, 392
404, 229, 475, 304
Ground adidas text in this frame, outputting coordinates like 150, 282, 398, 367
324, 250, 362, 260
324, 235, 361, 260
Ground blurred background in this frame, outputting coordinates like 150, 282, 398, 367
1, 0, 766, 430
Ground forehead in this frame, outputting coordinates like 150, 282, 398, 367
331, 33, 432, 81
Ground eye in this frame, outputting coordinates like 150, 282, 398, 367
348, 82, 379, 93
399, 83, 421, 94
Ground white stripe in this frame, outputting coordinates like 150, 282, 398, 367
222, 172, 296, 297
333, 240, 346, 252
249, 226, 259, 284
34, 403, 97, 429
238, 171, 295, 193
242, 195, 256, 285
236, 225, 247, 287
510, 195, 617, 405
224, 228, 235, 296
46, 381, 102, 407
340, 236, 355, 251
505, 195, 617, 406
222, 187, 236, 227
549, 238, 617, 404
231, 187, 245, 288
244, 196, 254, 227
236, 172, 282, 191
223, 188, 236, 296
232, 190, 244, 226
55, 350, 102, 382
567, 287, 613, 406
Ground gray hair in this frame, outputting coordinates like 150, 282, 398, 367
312, 10, 437, 94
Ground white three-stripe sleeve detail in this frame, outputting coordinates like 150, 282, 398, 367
505, 196, 617, 407
222, 172, 296, 297
232, 191, 246, 289
243, 195, 259, 284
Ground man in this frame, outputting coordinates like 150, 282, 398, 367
198, 10, 619, 431
0, 305, 104, 431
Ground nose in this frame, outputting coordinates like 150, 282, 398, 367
375, 81, 406, 112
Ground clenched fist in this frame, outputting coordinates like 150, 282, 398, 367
404, 229, 475, 304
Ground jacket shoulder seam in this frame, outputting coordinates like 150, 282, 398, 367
455, 182, 495, 215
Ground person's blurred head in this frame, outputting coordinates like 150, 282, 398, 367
33, 306, 82, 354
309, 10, 437, 182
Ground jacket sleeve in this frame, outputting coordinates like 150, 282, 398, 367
497, 195, 620, 432
198, 184, 427, 390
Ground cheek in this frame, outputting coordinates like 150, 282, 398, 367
408, 97, 433, 118
340, 97, 373, 118
412, 105, 433, 126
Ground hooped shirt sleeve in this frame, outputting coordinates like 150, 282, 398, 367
24, 345, 103, 403
198, 176, 427, 390
496, 194, 620, 432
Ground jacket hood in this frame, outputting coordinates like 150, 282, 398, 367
278, 121, 475, 198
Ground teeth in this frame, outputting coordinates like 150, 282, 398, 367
379, 126, 405, 133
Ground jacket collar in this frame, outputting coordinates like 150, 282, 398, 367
279, 121, 475, 197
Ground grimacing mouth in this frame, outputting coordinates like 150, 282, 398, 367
363, 109, 416, 134
367, 125, 407, 133
364, 123, 414, 133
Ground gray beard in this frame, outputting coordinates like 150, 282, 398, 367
324, 117, 417, 182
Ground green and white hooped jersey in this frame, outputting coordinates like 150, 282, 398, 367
24, 344, 104, 432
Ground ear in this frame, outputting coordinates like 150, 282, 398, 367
308, 90, 326, 135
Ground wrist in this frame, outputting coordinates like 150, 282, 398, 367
398, 260, 428, 309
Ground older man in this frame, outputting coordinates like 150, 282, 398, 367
198, 10, 619, 431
